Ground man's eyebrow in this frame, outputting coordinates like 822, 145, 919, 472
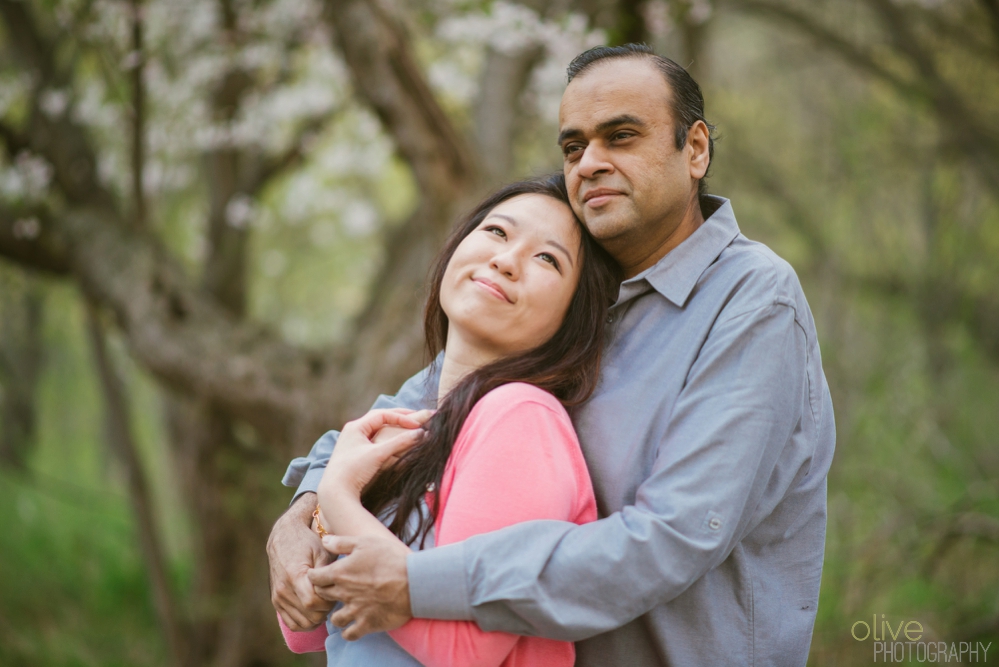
557, 114, 647, 146
557, 127, 583, 146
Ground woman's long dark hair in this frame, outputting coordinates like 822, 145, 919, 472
361, 173, 620, 544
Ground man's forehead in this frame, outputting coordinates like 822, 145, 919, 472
558, 59, 670, 130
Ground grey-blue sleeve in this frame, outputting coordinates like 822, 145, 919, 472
283, 362, 439, 503
407, 304, 810, 640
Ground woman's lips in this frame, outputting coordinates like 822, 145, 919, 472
473, 278, 512, 302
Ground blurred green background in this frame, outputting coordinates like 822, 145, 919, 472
1, 0, 997, 665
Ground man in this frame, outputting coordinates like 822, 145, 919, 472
269, 44, 835, 666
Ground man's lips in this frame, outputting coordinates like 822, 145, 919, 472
473, 277, 512, 303
582, 188, 623, 207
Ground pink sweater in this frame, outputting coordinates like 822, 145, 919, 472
280, 382, 597, 667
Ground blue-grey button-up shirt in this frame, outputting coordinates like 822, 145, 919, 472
284, 196, 835, 667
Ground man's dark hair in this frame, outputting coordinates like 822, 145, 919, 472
566, 43, 716, 196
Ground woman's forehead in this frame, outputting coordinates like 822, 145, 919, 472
487, 194, 578, 236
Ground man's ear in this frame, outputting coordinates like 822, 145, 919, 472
687, 120, 711, 180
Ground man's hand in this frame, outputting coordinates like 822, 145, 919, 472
308, 533, 413, 640
267, 492, 335, 630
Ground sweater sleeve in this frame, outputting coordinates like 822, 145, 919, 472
388, 383, 595, 667
277, 613, 328, 653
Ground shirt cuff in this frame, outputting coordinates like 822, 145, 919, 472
407, 541, 473, 621
288, 465, 326, 504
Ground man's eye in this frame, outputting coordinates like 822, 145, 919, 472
611, 131, 634, 141
484, 226, 506, 238
562, 144, 583, 157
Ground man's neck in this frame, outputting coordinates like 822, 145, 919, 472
620, 193, 706, 279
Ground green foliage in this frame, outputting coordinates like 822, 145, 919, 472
0, 285, 173, 666
0, 1, 996, 665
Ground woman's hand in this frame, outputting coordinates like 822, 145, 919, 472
319, 409, 432, 499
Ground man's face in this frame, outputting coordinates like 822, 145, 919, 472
558, 58, 700, 272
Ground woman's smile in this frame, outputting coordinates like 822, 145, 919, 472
439, 193, 582, 359
472, 276, 512, 303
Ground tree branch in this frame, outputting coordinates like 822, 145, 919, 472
0, 0, 119, 214
725, 0, 921, 96
323, 0, 482, 412
0, 206, 72, 275
979, 0, 999, 51
727, 0, 999, 193
85, 301, 187, 667
866, 0, 999, 191
324, 0, 477, 202
128, 0, 147, 231
474, 45, 543, 188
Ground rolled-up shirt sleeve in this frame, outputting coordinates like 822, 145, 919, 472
407, 301, 811, 640
284, 362, 439, 503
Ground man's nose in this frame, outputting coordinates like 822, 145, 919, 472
577, 142, 614, 179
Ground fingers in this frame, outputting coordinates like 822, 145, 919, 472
273, 580, 315, 630
329, 605, 354, 629
377, 428, 427, 459
308, 563, 339, 590
272, 568, 331, 630
293, 570, 333, 620
328, 605, 373, 641
347, 409, 425, 437
342, 618, 373, 641
405, 408, 435, 426
277, 603, 319, 632
324, 534, 357, 556
312, 583, 340, 604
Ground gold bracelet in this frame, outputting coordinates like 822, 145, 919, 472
313, 505, 329, 538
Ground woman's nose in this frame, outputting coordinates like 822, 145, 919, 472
489, 248, 520, 279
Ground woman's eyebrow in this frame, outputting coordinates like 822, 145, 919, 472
485, 212, 573, 268
486, 213, 518, 226
546, 240, 574, 268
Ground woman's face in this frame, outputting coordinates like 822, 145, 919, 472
440, 193, 582, 359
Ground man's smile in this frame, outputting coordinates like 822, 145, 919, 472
582, 187, 624, 208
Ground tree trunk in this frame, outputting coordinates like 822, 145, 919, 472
0, 269, 44, 471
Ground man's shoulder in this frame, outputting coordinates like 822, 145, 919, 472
708, 234, 805, 315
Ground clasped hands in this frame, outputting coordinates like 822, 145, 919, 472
268, 407, 433, 641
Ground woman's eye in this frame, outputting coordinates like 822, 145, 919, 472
485, 226, 506, 238
539, 253, 559, 269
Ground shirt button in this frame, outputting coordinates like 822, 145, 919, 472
708, 517, 722, 530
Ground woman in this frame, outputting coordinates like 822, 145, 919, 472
280, 173, 619, 666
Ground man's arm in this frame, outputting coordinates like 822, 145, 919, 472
267, 361, 440, 629
407, 303, 811, 640
268, 491, 331, 630
320, 302, 816, 640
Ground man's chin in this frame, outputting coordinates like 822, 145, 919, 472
580, 211, 632, 241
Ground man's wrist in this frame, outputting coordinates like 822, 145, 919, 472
407, 542, 473, 621
288, 491, 318, 527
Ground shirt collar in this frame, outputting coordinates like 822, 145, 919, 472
617, 196, 740, 309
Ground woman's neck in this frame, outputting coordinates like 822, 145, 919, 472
437, 329, 501, 400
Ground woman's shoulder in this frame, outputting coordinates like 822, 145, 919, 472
474, 382, 568, 419
457, 383, 577, 452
